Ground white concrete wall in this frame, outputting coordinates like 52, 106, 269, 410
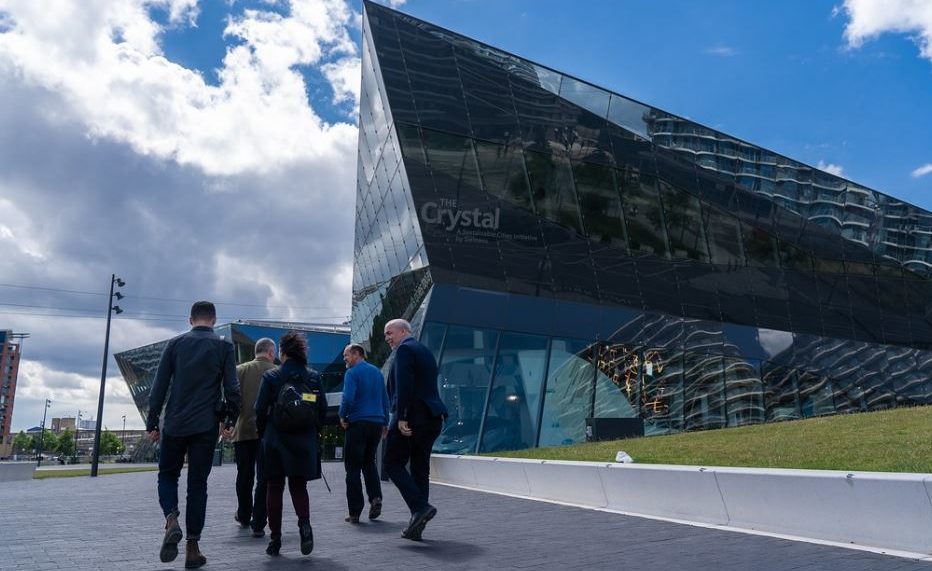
430, 454, 932, 555
0, 462, 35, 482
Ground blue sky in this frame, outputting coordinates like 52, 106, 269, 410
0, 0, 928, 431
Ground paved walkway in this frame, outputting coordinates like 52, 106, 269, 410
1, 463, 929, 570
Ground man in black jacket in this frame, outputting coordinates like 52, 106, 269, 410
382, 318, 448, 541
146, 301, 241, 569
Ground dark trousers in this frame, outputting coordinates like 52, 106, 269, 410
343, 422, 383, 517
384, 416, 442, 514
267, 477, 309, 539
234, 439, 267, 530
157, 429, 217, 540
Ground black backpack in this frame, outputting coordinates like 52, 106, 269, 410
272, 372, 322, 432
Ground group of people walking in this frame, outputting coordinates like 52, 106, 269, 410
146, 301, 447, 568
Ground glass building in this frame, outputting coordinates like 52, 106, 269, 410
351, 1, 932, 454
116, 321, 350, 423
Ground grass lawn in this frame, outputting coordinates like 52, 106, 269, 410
34, 466, 158, 479
492, 405, 932, 473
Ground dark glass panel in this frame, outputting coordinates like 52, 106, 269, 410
593, 250, 643, 308
658, 180, 710, 262
559, 76, 610, 118
474, 141, 533, 210
831, 374, 865, 414
510, 75, 573, 153
419, 322, 447, 355
641, 348, 685, 435
524, 150, 584, 234
776, 240, 813, 273
704, 205, 745, 267
723, 358, 764, 427
784, 270, 823, 335
606, 94, 651, 140
618, 168, 669, 257
742, 223, 778, 267
454, 46, 520, 144
479, 332, 549, 453
683, 353, 726, 430
762, 363, 799, 422
398, 22, 470, 134
572, 161, 627, 251
538, 338, 597, 447
434, 326, 498, 454
364, 5, 419, 124
797, 370, 835, 417
420, 128, 482, 197
594, 343, 640, 420
636, 258, 680, 317
675, 263, 721, 320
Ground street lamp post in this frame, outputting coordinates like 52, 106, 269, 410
91, 274, 125, 478
121, 414, 126, 458
73, 410, 83, 464
37, 398, 51, 467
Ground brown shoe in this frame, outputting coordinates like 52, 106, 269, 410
159, 511, 182, 563
184, 539, 207, 569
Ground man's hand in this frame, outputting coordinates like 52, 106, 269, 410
340, 418, 349, 430
146, 429, 160, 444
398, 420, 413, 437
381, 426, 389, 439
221, 426, 234, 440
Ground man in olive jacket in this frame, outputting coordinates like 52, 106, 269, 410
232, 337, 277, 537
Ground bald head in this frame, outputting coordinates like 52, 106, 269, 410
384, 318, 412, 349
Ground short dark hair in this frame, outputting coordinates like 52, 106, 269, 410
346, 344, 366, 359
280, 330, 308, 364
190, 301, 216, 321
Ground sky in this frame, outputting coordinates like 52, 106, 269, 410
0, 0, 929, 433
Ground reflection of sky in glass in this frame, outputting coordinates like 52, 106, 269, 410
758, 328, 794, 360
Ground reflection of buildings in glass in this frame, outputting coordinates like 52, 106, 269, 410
354, 1, 932, 455
115, 321, 349, 423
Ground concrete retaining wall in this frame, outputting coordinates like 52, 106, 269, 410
0, 462, 36, 482
430, 455, 932, 555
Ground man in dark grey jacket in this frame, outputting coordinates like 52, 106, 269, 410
146, 301, 241, 569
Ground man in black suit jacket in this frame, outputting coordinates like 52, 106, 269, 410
383, 318, 448, 541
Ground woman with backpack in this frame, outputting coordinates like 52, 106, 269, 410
255, 330, 328, 557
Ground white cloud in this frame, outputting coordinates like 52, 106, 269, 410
0, 0, 360, 176
383, 0, 407, 7
0, 1, 364, 432
817, 160, 845, 177
911, 163, 932, 178
704, 45, 737, 57
322, 56, 361, 111
838, 0, 932, 62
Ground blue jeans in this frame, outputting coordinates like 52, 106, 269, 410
157, 429, 217, 540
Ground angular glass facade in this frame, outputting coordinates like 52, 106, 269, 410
115, 321, 349, 422
352, 1, 932, 454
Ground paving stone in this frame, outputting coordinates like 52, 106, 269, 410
0, 463, 929, 570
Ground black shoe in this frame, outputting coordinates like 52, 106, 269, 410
368, 497, 382, 520
234, 513, 249, 529
160, 511, 183, 563
344, 515, 360, 524
401, 504, 436, 541
251, 527, 265, 538
265, 538, 281, 556
299, 522, 314, 555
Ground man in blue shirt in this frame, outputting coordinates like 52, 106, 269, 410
339, 343, 389, 524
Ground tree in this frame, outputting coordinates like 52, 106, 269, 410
57, 428, 76, 457
12, 431, 31, 454
36, 429, 58, 456
99, 430, 125, 456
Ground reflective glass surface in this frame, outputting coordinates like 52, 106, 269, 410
358, 2, 932, 452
